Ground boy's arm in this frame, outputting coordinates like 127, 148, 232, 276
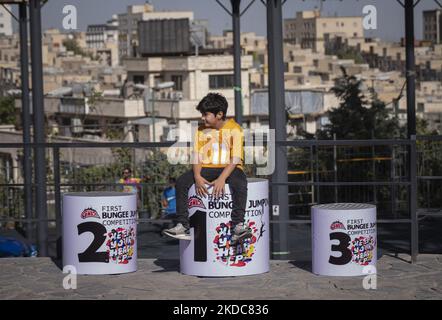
212, 157, 241, 198
212, 128, 243, 198
217, 157, 241, 181
193, 153, 211, 197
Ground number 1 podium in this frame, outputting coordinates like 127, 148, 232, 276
62, 192, 138, 275
312, 203, 377, 277
180, 178, 270, 277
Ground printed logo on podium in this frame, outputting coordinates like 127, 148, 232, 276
80, 208, 100, 219
330, 220, 346, 231
188, 196, 206, 210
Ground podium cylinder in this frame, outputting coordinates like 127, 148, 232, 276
312, 203, 377, 276
180, 178, 270, 277
62, 192, 137, 275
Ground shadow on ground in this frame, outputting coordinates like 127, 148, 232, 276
153, 259, 180, 272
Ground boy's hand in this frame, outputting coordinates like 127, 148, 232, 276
211, 178, 226, 199
195, 175, 211, 198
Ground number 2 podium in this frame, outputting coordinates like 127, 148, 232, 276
62, 192, 138, 275
180, 178, 270, 277
312, 203, 377, 277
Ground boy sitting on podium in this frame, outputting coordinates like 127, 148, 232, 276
163, 93, 250, 243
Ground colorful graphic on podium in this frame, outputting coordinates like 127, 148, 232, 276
180, 179, 270, 277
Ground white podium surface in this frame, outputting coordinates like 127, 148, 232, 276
312, 203, 377, 277
180, 178, 270, 277
62, 192, 137, 275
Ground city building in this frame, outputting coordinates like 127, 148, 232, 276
86, 16, 119, 66
284, 10, 364, 53
117, 3, 194, 58
123, 54, 254, 142
423, 9, 442, 44
0, 4, 12, 36
0, 34, 19, 93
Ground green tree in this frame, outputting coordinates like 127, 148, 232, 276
0, 96, 16, 125
318, 67, 400, 140
62, 38, 94, 59
336, 47, 365, 64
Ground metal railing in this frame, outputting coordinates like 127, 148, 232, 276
0, 136, 441, 261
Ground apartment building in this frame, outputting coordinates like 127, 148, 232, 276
118, 3, 194, 58
86, 16, 119, 67
0, 4, 12, 36
123, 54, 253, 141
423, 9, 442, 45
284, 10, 364, 53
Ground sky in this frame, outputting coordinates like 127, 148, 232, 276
10, 0, 442, 42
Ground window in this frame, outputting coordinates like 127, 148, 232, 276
171, 75, 183, 91
133, 75, 145, 84
209, 74, 234, 89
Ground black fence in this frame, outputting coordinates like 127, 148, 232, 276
0, 136, 441, 261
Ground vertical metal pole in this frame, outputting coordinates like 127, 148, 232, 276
19, 2, 34, 242
410, 136, 418, 263
333, 133, 338, 203
405, 0, 416, 137
152, 92, 156, 142
267, 0, 289, 259
231, 0, 242, 124
53, 147, 62, 259
405, 0, 418, 262
371, 130, 377, 205
53, 148, 61, 238
391, 146, 397, 219
315, 141, 320, 203
310, 145, 314, 204
30, 0, 48, 257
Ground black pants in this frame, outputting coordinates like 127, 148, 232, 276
175, 167, 248, 228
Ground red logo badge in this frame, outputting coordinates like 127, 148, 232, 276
330, 220, 346, 230
188, 196, 206, 210
81, 208, 100, 219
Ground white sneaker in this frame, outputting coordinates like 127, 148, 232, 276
231, 222, 252, 243
162, 223, 191, 241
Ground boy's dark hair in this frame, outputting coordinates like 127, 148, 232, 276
169, 176, 176, 184
196, 93, 228, 120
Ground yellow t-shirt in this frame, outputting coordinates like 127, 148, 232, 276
119, 177, 141, 193
194, 118, 244, 171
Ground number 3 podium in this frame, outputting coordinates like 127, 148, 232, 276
180, 178, 270, 277
62, 192, 138, 275
312, 203, 377, 277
